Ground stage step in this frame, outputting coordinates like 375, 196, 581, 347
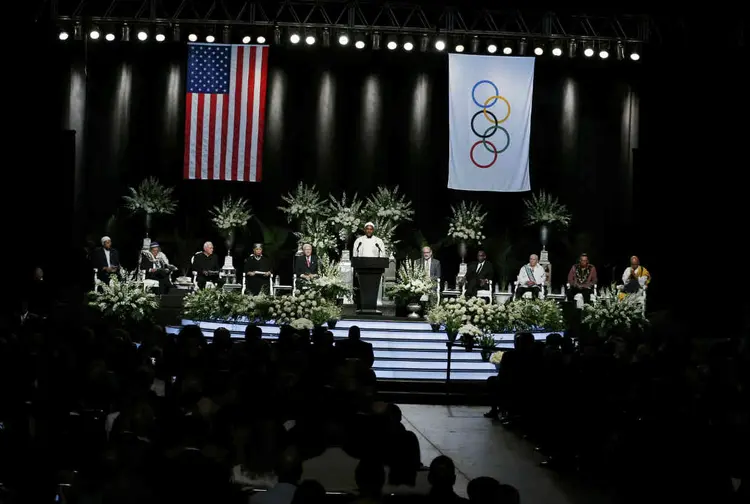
168, 318, 551, 382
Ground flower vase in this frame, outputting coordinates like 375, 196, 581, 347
539, 224, 549, 249
144, 213, 153, 236
225, 229, 235, 254
446, 330, 458, 343
462, 335, 475, 352
480, 349, 492, 362
327, 319, 338, 329
430, 323, 441, 332
458, 241, 467, 263
406, 302, 421, 319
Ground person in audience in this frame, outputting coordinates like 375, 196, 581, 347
465, 250, 494, 297
467, 476, 501, 503
291, 480, 325, 503
515, 253, 545, 299
294, 243, 318, 283
427, 455, 469, 502
422, 246, 442, 280
566, 253, 598, 304
250, 446, 302, 504
619, 255, 651, 299
335, 325, 374, 368
353, 459, 386, 503
141, 241, 173, 294
192, 241, 220, 289
91, 235, 121, 284
245, 243, 273, 295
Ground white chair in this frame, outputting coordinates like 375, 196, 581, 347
565, 283, 598, 309
138, 270, 161, 292
439, 278, 462, 304
477, 280, 494, 304
241, 274, 274, 295
93, 268, 104, 292
513, 280, 546, 300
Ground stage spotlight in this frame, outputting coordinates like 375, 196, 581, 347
89, 27, 100, 40
322, 29, 330, 47
105, 32, 115, 41
257, 35, 266, 44
455, 44, 464, 53
206, 34, 215, 43
242, 35, 251, 44
403, 41, 413, 51
339, 34, 349, 45
290, 33, 300, 44
599, 49, 609, 59
583, 47, 594, 57
552, 46, 562, 56
616, 41, 625, 60
305, 35, 315, 45
502, 45, 512, 55
121, 24, 130, 41
435, 39, 446, 51
420, 34, 429, 52
155, 33, 165, 42
487, 43, 497, 54
372, 32, 381, 50
59, 30, 69, 41
137, 30, 148, 41
74, 23, 82, 40
188, 33, 198, 42
386, 35, 398, 50
355, 40, 365, 49
630, 51, 640, 61
534, 45, 543, 56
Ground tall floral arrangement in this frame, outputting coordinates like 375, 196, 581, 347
122, 177, 177, 235
88, 270, 159, 323
447, 201, 487, 245
386, 260, 436, 302
303, 254, 352, 301
210, 196, 253, 252
582, 285, 648, 336
371, 218, 400, 255
295, 217, 337, 255
327, 192, 364, 243
279, 183, 327, 223
523, 191, 571, 228
362, 186, 413, 254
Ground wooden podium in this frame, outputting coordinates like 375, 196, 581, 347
352, 257, 389, 315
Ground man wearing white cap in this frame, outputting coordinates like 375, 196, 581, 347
91, 236, 121, 283
353, 222, 386, 258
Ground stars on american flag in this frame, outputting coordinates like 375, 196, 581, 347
187, 44, 231, 94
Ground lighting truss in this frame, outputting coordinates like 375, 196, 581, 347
38, 0, 655, 43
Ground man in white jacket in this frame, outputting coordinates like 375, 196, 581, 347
515, 254, 546, 300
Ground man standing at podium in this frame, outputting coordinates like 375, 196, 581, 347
353, 222, 386, 258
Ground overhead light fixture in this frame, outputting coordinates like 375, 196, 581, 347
155, 26, 166, 42
59, 30, 69, 41
551, 44, 562, 56
354, 33, 366, 49
274, 26, 281, 44
455, 43, 464, 53
74, 23, 82, 40
386, 35, 398, 50
188, 33, 198, 42
403, 36, 414, 51
533, 42, 544, 56
257, 35, 266, 44
339, 33, 349, 46
89, 26, 100, 40
242, 35, 252, 44
487, 43, 497, 54
137, 29, 148, 41
105, 32, 115, 41
121, 24, 130, 42
599, 47, 609, 59
502, 45, 512, 55
305, 35, 316, 45
630, 51, 640, 61
290, 33, 300, 44
616, 40, 625, 60
435, 39, 446, 51
583, 41, 594, 57
206, 34, 215, 43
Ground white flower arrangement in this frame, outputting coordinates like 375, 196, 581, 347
523, 190, 572, 228
279, 183, 327, 223
182, 289, 255, 321
386, 260, 436, 301
304, 254, 351, 301
88, 269, 160, 323
489, 350, 505, 365
122, 177, 177, 216
210, 196, 253, 230
370, 218, 400, 255
448, 201, 487, 244
582, 285, 648, 335
290, 318, 314, 330
327, 192, 364, 243
260, 291, 338, 326
295, 217, 338, 254
363, 186, 414, 225
429, 297, 565, 334
458, 323, 483, 337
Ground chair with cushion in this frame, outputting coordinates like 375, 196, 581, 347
513, 279, 546, 300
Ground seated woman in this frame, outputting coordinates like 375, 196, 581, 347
619, 255, 651, 300
141, 242, 174, 294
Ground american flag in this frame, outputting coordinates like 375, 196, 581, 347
184, 43, 269, 182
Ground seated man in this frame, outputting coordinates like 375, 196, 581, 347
91, 236, 121, 284
244, 243, 273, 295
566, 253, 598, 304
294, 243, 318, 284
193, 241, 221, 289
465, 250, 494, 297
515, 254, 546, 300
142, 242, 175, 294
619, 255, 651, 299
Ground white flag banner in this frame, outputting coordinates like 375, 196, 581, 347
448, 54, 535, 192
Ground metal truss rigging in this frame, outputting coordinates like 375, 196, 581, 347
38, 0, 656, 43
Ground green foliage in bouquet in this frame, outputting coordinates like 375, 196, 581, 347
327, 192, 364, 243
279, 183, 327, 223
507, 298, 566, 332
182, 288, 255, 321
523, 190, 571, 228
210, 196, 253, 231
427, 297, 565, 334
303, 255, 351, 301
123, 177, 178, 216
582, 285, 648, 336
88, 270, 159, 323
386, 260, 436, 302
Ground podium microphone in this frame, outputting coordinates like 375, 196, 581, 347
356, 242, 362, 254
375, 243, 382, 257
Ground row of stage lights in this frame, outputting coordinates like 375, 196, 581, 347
57, 25, 641, 61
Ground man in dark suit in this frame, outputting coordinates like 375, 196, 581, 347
465, 249, 494, 297
91, 236, 121, 283
422, 246, 442, 281
192, 241, 221, 289
294, 243, 318, 283
335, 325, 374, 369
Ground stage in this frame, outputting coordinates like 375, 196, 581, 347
167, 316, 552, 381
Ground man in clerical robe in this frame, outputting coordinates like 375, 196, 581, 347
466, 250, 494, 297
294, 243, 318, 284
193, 241, 221, 289
515, 254, 546, 300
91, 236, 121, 284
352, 222, 386, 258
566, 253, 598, 304
244, 243, 273, 295
422, 246, 442, 280
619, 255, 651, 300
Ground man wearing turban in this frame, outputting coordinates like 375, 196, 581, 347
91, 236, 121, 283
352, 222, 386, 258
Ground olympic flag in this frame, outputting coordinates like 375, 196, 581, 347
448, 54, 535, 192
184, 43, 268, 182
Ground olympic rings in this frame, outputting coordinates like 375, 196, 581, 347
469, 80, 511, 169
